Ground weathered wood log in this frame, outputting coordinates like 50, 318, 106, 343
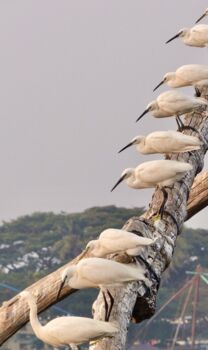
187, 170, 208, 220
89, 87, 208, 350
0, 88, 208, 348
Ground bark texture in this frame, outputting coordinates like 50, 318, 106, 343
89, 86, 208, 350
0, 88, 208, 348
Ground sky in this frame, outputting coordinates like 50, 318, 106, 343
0, 0, 207, 228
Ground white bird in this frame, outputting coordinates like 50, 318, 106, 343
86, 228, 154, 257
58, 257, 147, 321
166, 24, 208, 47
111, 159, 193, 218
136, 90, 207, 130
153, 64, 208, 91
111, 160, 192, 191
20, 291, 118, 350
118, 131, 202, 155
195, 8, 208, 24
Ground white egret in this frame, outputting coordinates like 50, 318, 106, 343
166, 24, 208, 47
86, 228, 154, 257
136, 90, 207, 131
118, 131, 202, 155
20, 291, 118, 350
58, 257, 147, 321
153, 64, 208, 91
111, 159, 193, 218
195, 8, 208, 24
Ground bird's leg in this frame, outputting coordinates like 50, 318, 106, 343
194, 86, 201, 97
106, 290, 114, 321
176, 114, 202, 135
158, 187, 168, 219
102, 291, 109, 322
69, 344, 80, 350
176, 116, 182, 132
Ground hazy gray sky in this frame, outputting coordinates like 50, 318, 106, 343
0, 0, 207, 228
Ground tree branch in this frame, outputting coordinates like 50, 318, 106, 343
1, 88, 208, 347
187, 170, 208, 220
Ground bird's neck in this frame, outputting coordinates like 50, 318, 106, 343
126, 173, 137, 188
27, 298, 43, 339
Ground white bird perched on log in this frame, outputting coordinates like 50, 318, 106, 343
86, 228, 154, 257
20, 290, 118, 350
195, 8, 208, 24
153, 64, 208, 91
111, 159, 193, 218
136, 90, 207, 130
57, 257, 147, 321
166, 24, 208, 47
118, 131, 202, 155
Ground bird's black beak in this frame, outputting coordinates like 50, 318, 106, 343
136, 107, 150, 122
195, 12, 207, 24
111, 174, 126, 192
153, 79, 165, 92
118, 141, 134, 153
57, 276, 67, 300
166, 32, 181, 44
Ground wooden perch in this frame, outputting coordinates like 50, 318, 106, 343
1, 87, 208, 348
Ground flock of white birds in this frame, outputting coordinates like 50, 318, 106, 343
16, 7, 208, 350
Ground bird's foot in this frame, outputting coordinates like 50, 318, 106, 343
151, 213, 162, 223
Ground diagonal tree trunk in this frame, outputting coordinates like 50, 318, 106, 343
0, 88, 208, 348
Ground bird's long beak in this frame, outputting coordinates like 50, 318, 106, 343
195, 12, 207, 24
136, 107, 150, 122
57, 276, 67, 300
153, 79, 165, 92
111, 174, 126, 192
166, 32, 181, 44
118, 141, 134, 153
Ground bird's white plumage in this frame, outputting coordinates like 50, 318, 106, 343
156, 65, 208, 89
167, 24, 208, 47
146, 91, 207, 119
20, 291, 118, 349
87, 228, 154, 257
121, 131, 201, 155
157, 91, 206, 116
62, 257, 146, 289
113, 160, 192, 191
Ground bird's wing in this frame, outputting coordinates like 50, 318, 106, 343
45, 317, 113, 345
159, 93, 196, 114
146, 131, 199, 152
136, 160, 186, 184
100, 229, 153, 252
191, 25, 208, 41
78, 258, 141, 284
178, 65, 208, 83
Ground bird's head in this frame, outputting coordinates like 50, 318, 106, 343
118, 135, 144, 153
166, 28, 188, 44
153, 72, 175, 91
86, 240, 98, 254
57, 266, 76, 299
136, 101, 157, 122
111, 168, 134, 192
195, 8, 208, 23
